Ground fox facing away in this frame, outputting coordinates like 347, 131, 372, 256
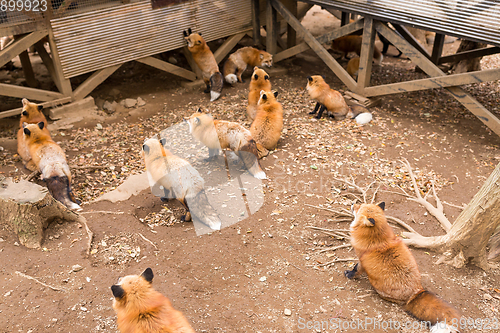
184, 28, 223, 102
22, 122, 81, 211
346, 202, 461, 333
142, 137, 221, 231
247, 67, 271, 121
111, 268, 196, 333
223, 46, 273, 85
250, 90, 283, 158
184, 109, 266, 180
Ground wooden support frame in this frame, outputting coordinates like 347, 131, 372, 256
214, 32, 248, 64
0, 97, 72, 119
47, 29, 72, 96
0, 30, 47, 68
73, 65, 121, 100
266, 0, 279, 55
431, 33, 445, 64
439, 46, 500, 65
357, 17, 376, 93
251, 0, 261, 45
0, 84, 65, 101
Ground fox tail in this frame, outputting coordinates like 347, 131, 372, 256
238, 140, 266, 179
210, 72, 224, 101
223, 59, 238, 85
186, 190, 222, 231
404, 290, 460, 333
45, 176, 82, 211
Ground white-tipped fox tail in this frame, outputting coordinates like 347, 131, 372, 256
355, 112, 373, 125
225, 74, 238, 85
210, 91, 221, 102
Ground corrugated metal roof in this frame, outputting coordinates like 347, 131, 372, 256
304, 0, 500, 46
51, 0, 252, 78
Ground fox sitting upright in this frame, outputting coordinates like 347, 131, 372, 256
346, 202, 461, 333
223, 46, 273, 85
17, 98, 51, 171
143, 137, 221, 230
185, 109, 266, 180
247, 67, 271, 121
111, 268, 196, 333
23, 122, 81, 211
184, 28, 223, 102
250, 90, 283, 158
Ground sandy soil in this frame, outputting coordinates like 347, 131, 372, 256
1, 6, 500, 333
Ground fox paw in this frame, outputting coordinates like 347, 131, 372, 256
344, 269, 356, 279
203, 87, 210, 94
160, 197, 170, 203
308, 110, 317, 115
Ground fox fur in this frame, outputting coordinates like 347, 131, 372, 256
247, 67, 271, 121
347, 56, 360, 79
185, 110, 266, 180
331, 35, 383, 64
223, 47, 273, 85
142, 137, 221, 230
17, 98, 51, 171
250, 90, 283, 157
306, 75, 372, 124
111, 268, 196, 333
23, 122, 81, 211
184, 29, 223, 101
346, 203, 461, 333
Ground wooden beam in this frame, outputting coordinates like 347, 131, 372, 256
73, 65, 121, 100
0, 83, 65, 101
47, 29, 72, 96
0, 30, 47, 68
439, 46, 500, 64
214, 32, 248, 64
137, 56, 196, 81
431, 33, 445, 64
357, 18, 376, 94
274, 19, 365, 62
266, 0, 278, 55
0, 97, 72, 119
251, 0, 261, 45
375, 21, 500, 137
282, 0, 297, 48
341, 12, 350, 26
392, 24, 431, 60
182, 46, 203, 79
34, 40, 61, 93
364, 68, 500, 97
18, 50, 39, 88
270, 0, 357, 91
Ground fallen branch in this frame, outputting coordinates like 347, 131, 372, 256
306, 258, 357, 267
386, 216, 418, 234
315, 244, 352, 254
15, 271, 65, 292
80, 211, 124, 215
138, 233, 158, 250
79, 215, 93, 256
25, 170, 40, 181
280, 254, 306, 273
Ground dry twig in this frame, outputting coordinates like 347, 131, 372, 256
25, 170, 40, 181
306, 258, 357, 267
315, 244, 352, 254
138, 233, 158, 250
15, 271, 65, 292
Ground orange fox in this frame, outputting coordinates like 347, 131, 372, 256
250, 90, 283, 157
142, 137, 221, 230
347, 56, 360, 79
17, 98, 50, 171
247, 67, 271, 121
331, 35, 383, 64
23, 122, 81, 211
306, 75, 372, 124
111, 268, 196, 333
223, 46, 273, 84
184, 29, 223, 102
185, 109, 266, 179
346, 202, 461, 333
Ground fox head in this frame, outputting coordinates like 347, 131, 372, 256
22, 121, 46, 139
21, 98, 44, 122
306, 75, 328, 89
257, 50, 273, 67
111, 268, 155, 310
184, 31, 206, 50
142, 137, 167, 160
184, 109, 214, 133
251, 67, 270, 84
258, 90, 279, 106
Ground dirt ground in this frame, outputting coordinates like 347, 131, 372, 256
1, 7, 500, 333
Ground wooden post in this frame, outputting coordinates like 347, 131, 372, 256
266, 0, 278, 55
431, 33, 445, 64
341, 12, 350, 26
18, 50, 39, 88
251, 0, 261, 45
282, 0, 297, 48
357, 18, 376, 94
47, 29, 73, 97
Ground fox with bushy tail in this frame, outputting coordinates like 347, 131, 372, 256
346, 202, 461, 333
143, 137, 221, 230
23, 122, 81, 211
223, 46, 272, 85
184, 28, 223, 102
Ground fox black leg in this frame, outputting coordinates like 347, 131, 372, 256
205, 148, 220, 161
344, 263, 359, 279
204, 83, 211, 94
315, 104, 326, 119
309, 102, 321, 115
160, 187, 171, 202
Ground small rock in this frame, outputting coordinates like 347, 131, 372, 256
86, 277, 91, 282
103, 100, 117, 114
95, 123, 103, 130
80, 306, 87, 312
259, 276, 267, 282
0, 146, 3, 151
123, 98, 137, 108
484, 293, 493, 301
71, 264, 84, 272
284, 309, 292, 316
14, 242, 19, 246
168, 56, 178, 65
4, 290, 12, 297
137, 97, 146, 107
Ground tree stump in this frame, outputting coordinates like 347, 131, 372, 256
0, 177, 85, 249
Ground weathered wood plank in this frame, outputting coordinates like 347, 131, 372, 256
73, 65, 121, 100
357, 18, 375, 93
34, 40, 61, 93
0, 97, 72, 119
431, 33, 445, 64
137, 56, 197, 81
270, 0, 357, 91
282, 0, 297, 48
392, 24, 431, 60
0, 30, 47, 68
0, 83, 65, 101
439, 46, 500, 65
251, 0, 261, 45
364, 68, 500, 97
266, 0, 279, 55
47, 30, 72, 96
214, 32, 248, 64
18, 50, 39, 88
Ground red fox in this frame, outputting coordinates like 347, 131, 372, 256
17, 98, 50, 171
185, 109, 266, 179
247, 67, 271, 121
306, 75, 372, 124
250, 90, 283, 157
331, 35, 383, 64
22, 122, 81, 211
347, 56, 360, 79
142, 137, 221, 230
184, 29, 223, 102
111, 268, 196, 333
346, 202, 461, 333
223, 46, 273, 85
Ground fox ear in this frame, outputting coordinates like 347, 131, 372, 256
307, 76, 312, 82
273, 91, 278, 98
197, 108, 203, 113
254, 66, 258, 71
111, 285, 125, 299
23, 128, 31, 136
377, 202, 385, 211
198, 32, 202, 36
188, 28, 192, 35
183, 30, 188, 37
142, 144, 150, 154
262, 93, 268, 101
264, 75, 269, 80
260, 54, 264, 59
368, 218, 376, 225
37, 121, 44, 130
160, 138, 166, 146
253, 74, 258, 80
362, 216, 375, 227
141, 268, 154, 283
37, 105, 43, 111
22, 98, 29, 107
